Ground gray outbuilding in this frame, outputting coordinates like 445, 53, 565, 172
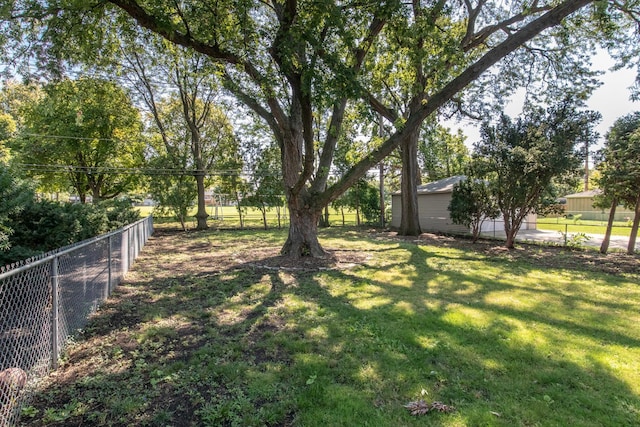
391, 175, 536, 234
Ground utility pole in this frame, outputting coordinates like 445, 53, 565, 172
584, 140, 589, 191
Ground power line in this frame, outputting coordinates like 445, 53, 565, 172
15, 163, 366, 180
20, 133, 136, 143
16, 163, 249, 177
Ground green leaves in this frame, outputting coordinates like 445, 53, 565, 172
596, 111, 640, 208
471, 102, 599, 246
17, 78, 145, 200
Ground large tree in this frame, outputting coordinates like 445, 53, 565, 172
475, 103, 599, 248
117, 38, 238, 230
1, 0, 638, 258
16, 77, 145, 202
595, 112, 640, 254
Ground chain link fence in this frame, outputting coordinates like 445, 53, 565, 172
0, 216, 153, 426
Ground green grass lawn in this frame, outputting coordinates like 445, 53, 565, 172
538, 216, 633, 237
136, 205, 366, 228
22, 228, 640, 426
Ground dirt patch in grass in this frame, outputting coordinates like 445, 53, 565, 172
152, 226, 639, 278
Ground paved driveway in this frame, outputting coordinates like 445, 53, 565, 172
482, 228, 639, 252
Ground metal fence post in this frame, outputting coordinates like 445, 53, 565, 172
50, 256, 60, 370
564, 224, 568, 246
106, 235, 112, 299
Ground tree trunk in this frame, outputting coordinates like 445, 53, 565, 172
471, 221, 480, 243
91, 187, 101, 204
584, 141, 589, 191
399, 127, 422, 236
277, 206, 282, 229
261, 204, 268, 230
627, 194, 640, 255
237, 207, 244, 229
379, 162, 385, 227
194, 173, 209, 230
505, 229, 517, 249
319, 205, 330, 227
281, 195, 325, 258
503, 213, 517, 249
600, 198, 617, 254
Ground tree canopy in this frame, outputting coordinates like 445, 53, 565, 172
474, 102, 600, 248
1, 0, 639, 257
596, 111, 640, 254
15, 78, 145, 202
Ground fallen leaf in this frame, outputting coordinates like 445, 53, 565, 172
404, 400, 455, 416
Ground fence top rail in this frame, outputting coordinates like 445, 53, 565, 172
0, 216, 152, 281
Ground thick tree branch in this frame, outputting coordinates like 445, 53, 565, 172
462, 1, 552, 51
222, 73, 284, 147
316, 0, 596, 209
367, 91, 399, 122
310, 99, 349, 193
311, 12, 388, 194
107, 0, 271, 99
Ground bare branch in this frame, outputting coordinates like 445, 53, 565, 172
172, 0, 191, 38
462, 2, 553, 51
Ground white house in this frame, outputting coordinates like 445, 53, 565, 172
391, 175, 537, 234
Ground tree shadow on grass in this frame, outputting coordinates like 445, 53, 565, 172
19, 230, 640, 427
280, 242, 640, 425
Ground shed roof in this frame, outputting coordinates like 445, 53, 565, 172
416, 175, 466, 194
392, 175, 465, 196
565, 189, 602, 199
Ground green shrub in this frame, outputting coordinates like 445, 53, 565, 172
0, 198, 140, 266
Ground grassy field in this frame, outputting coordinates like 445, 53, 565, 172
537, 216, 633, 237
136, 205, 367, 229
20, 227, 640, 426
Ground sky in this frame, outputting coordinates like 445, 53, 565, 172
445, 50, 639, 151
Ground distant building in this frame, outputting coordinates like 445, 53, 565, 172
564, 190, 635, 221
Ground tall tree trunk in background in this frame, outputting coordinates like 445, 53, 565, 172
379, 162, 385, 227
627, 194, 640, 254
261, 204, 268, 230
319, 203, 330, 227
277, 206, 282, 229
399, 126, 422, 236
194, 172, 208, 230
600, 197, 617, 254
